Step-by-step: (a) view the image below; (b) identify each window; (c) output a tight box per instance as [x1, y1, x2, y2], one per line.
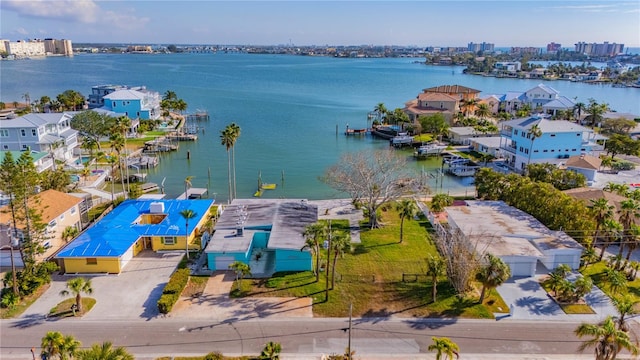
[0, 129, 8, 137]
[543, 150, 548, 152]
[551, 149, 555, 152]
[519, 146, 523, 152]
[527, 133, 531, 139]
[86, 258, 98, 265]
[21, 145, 28, 150]
[43, 242, 51, 249]
[162, 236, 176, 245]
[59, 213, 65, 221]
[572, 149, 577, 152]
[514, 130, 518, 135]
[48, 220, 57, 228]
[31, 129, 37, 136]
[20, 129, 26, 137]
[521, 132, 525, 138]
[533, 150, 539, 153]
[70, 207, 76, 215]
[524, 149, 529, 154]
[577, 133, 581, 136]
[550, 134, 556, 137]
[2, 145, 8, 150]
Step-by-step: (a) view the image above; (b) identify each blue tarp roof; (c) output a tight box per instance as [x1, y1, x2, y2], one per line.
[57, 199, 214, 258]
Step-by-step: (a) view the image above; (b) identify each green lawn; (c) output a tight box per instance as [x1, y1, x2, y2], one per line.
[49, 297, 96, 318]
[540, 281, 595, 314]
[245, 206, 506, 318]
[0, 284, 50, 319]
[581, 261, 640, 312]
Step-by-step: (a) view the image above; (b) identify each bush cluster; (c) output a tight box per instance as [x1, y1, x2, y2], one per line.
[157, 268, 190, 314]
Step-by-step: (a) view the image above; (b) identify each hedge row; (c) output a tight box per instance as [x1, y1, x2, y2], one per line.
[157, 268, 191, 314]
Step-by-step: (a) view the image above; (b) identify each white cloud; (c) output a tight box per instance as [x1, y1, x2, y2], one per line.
[15, 27, 28, 35]
[2, 0, 99, 23]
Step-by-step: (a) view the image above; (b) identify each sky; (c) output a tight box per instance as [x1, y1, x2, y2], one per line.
[1, 0, 639, 47]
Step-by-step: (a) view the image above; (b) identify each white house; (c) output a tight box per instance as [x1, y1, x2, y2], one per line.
[445, 201, 583, 278]
[564, 154, 602, 184]
[0, 113, 79, 161]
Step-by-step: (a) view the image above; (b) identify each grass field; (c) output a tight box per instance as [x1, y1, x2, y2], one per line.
[581, 261, 640, 312]
[244, 206, 507, 318]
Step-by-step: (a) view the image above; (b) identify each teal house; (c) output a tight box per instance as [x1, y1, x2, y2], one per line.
[205, 199, 317, 277]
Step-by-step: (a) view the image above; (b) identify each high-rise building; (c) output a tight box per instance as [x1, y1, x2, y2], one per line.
[44, 39, 73, 56]
[467, 42, 495, 53]
[546, 42, 561, 52]
[574, 42, 624, 56]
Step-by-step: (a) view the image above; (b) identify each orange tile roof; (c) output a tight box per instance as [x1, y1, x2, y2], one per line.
[417, 93, 459, 102]
[422, 84, 481, 94]
[0, 189, 82, 225]
[565, 155, 602, 170]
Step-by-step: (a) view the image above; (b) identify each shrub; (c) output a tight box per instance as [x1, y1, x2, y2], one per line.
[612, 161, 635, 171]
[204, 352, 224, 360]
[157, 268, 191, 314]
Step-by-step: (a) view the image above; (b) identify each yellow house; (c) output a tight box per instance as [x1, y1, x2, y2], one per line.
[0, 189, 82, 262]
[55, 199, 213, 274]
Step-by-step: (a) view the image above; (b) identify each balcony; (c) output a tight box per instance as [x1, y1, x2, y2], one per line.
[500, 144, 517, 154]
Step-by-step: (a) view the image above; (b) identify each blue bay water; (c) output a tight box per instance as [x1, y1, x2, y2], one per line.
[1, 54, 639, 201]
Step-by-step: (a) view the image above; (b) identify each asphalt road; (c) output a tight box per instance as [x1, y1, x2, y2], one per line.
[3, 316, 638, 359]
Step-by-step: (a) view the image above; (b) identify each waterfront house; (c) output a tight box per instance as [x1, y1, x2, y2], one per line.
[204, 198, 317, 277]
[0, 150, 54, 173]
[0, 189, 83, 263]
[469, 137, 503, 158]
[55, 199, 213, 273]
[403, 93, 459, 124]
[446, 200, 583, 278]
[499, 115, 598, 172]
[101, 87, 161, 120]
[0, 113, 79, 161]
[499, 91, 527, 113]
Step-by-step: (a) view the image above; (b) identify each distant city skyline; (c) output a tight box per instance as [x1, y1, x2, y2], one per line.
[1, 0, 639, 47]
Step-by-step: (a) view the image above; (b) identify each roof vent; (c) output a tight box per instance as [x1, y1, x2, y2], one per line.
[149, 202, 165, 214]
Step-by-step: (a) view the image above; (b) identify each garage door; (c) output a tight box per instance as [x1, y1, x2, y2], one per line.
[553, 255, 577, 270]
[214, 256, 235, 270]
[509, 260, 534, 277]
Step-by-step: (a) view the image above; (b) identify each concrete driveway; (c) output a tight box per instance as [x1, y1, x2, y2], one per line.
[171, 271, 313, 320]
[20, 250, 183, 321]
[496, 270, 618, 322]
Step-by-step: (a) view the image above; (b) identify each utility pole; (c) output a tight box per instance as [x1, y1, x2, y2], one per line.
[325, 220, 331, 302]
[347, 302, 353, 360]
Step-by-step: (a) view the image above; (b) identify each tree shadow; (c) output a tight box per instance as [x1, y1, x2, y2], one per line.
[10, 313, 47, 329]
[403, 317, 458, 330]
[353, 308, 392, 324]
[140, 282, 165, 320]
[438, 296, 479, 317]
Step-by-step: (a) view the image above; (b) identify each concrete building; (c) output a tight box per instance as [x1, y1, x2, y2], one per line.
[6, 40, 46, 57]
[575, 42, 624, 56]
[56, 199, 214, 274]
[43, 39, 73, 56]
[445, 201, 584, 277]
[0, 113, 79, 161]
[101, 88, 161, 120]
[205, 199, 317, 277]
[499, 115, 598, 172]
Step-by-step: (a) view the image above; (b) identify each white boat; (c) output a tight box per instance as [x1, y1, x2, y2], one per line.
[414, 144, 446, 157]
[391, 132, 414, 147]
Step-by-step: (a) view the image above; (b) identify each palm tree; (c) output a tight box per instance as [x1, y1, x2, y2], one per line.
[428, 337, 460, 360]
[575, 316, 639, 360]
[302, 222, 327, 282]
[612, 295, 637, 332]
[220, 126, 234, 203]
[260, 341, 282, 360]
[426, 255, 444, 303]
[589, 198, 614, 250]
[604, 267, 628, 294]
[574, 102, 586, 121]
[474, 103, 491, 120]
[76, 341, 134, 360]
[41, 331, 65, 360]
[476, 253, 511, 303]
[600, 219, 623, 261]
[374, 102, 388, 122]
[329, 229, 351, 289]
[618, 199, 640, 262]
[109, 132, 126, 198]
[586, 99, 609, 127]
[228, 123, 241, 200]
[228, 261, 251, 290]
[59, 277, 93, 314]
[395, 199, 418, 243]
[61, 226, 79, 243]
[180, 209, 197, 256]
[184, 175, 193, 199]
[526, 124, 543, 170]
[461, 98, 478, 118]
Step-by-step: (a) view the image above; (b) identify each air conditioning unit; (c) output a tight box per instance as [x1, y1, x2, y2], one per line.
[149, 202, 165, 214]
